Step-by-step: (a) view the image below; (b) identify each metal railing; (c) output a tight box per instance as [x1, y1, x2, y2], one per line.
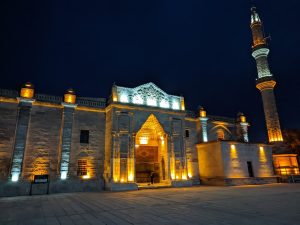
[0, 89, 18, 98]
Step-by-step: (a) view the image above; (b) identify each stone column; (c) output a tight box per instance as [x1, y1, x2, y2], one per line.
[169, 135, 175, 180]
[237, 113, 249, 143]
[127, 133, 136, 182]
[199, 107, 208, 142]
[10, 98, 34, 182]
[59, 103, 76, 179]
[200, 118, 208, 143]
[240, 123, 249, 143]
[111, 133, 120, 182]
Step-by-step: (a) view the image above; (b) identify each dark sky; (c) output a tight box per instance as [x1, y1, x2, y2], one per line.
[1, 0, 300, 142]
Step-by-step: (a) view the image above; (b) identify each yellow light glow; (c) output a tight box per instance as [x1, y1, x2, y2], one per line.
[128, 173, 134, 182]
[176, 176, 179, 179]
[20, 88, 34, 98]
[182, 175, 187, 180]
[160, 136, 165, 145]
[230, 145, 238, 159]
[187, 160, 193, 179]
[64, 93, 76, 104]
[269, 131, 283, 143]
[259, 146, 267, 163]
[240, 115, 246, 123]
[180, 98, 185, 111]
[127, 157, 135, 182]
[170, 153, 176, 180]
[280, 168, 287, 175]
[113, 157, 120, 183]
[273, 154, 300, 175]
[200, 110, 206, 118]
[112, 85, 118, 102]
[120, 178, 124, 183]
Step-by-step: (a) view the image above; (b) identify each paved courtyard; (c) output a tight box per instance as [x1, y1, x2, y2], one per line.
[0, 184, 299, 225]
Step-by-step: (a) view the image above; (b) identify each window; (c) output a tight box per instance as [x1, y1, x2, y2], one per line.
[80, 130, 89, 143]
[185, 129, 190, 138]
[217, 129, 225, 141]
[77, 159, 87, 176]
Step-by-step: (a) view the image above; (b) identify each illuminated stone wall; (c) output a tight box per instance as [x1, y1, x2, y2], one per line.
[0, 101, 18, 180]
[197, 142, 224, 179]
[70, 110, 105, 179]
[197, 141, 275, 185]
[0, 93, 106, 187]
[220, 142, 274, 178]
[23, 106, 62, 180]
[184, 119, 200, 183]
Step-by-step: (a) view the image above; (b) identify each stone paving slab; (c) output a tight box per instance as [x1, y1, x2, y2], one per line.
[0, 184, 299, 225]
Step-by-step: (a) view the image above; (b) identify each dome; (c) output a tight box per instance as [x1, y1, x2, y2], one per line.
[65, 88, 75, 95]
[22, 82, 34, 89]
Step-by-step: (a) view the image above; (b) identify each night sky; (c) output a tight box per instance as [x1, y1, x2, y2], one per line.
[1, 0, 300, 142]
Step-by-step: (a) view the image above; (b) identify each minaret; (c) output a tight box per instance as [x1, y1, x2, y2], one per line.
[250, 7, 283, 143]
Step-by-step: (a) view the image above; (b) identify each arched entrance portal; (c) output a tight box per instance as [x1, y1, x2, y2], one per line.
[135, 115, 168, 184]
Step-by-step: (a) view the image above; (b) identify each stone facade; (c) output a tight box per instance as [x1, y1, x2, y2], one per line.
[0, 82, 276, 196]
[197, 141, 276, 185]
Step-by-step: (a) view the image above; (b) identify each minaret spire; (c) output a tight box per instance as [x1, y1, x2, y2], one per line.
[250, 7, 283, 143]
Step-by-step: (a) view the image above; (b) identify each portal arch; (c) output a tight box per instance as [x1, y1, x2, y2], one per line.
[135, 114, 168, 184]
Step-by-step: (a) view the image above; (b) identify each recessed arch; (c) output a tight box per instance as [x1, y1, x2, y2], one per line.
[135, 114, 168, 184]
[210, 124, 232, 141]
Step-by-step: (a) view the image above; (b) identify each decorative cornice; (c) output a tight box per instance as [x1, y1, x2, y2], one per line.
[252, 47, 269, 58]
[256, 80, 276, 91]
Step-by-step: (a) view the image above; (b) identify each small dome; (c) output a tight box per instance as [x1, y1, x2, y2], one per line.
[237, 112, 244, 117]
[23, 82, 34, 89]
[66, 88, 75, 95]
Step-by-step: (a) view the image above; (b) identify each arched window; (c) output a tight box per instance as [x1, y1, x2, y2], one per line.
[217, 129, 225, 141]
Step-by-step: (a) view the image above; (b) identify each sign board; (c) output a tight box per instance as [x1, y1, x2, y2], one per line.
[33, 175, 49, 183]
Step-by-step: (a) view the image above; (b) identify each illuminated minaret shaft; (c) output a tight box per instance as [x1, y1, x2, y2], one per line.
[250, 7, 283, 143]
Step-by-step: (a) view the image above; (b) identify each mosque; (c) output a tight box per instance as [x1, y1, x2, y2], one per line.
[0, 8, 298, 196]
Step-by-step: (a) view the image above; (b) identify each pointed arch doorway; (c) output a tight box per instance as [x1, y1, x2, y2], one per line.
[135, 114, 168, 184]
